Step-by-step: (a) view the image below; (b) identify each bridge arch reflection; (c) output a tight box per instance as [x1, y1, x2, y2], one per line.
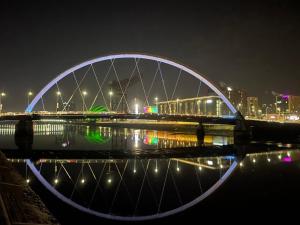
[25, 156, 238, 221]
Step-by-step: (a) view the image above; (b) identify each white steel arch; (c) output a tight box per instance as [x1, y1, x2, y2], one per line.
[25, 53, 237, 114]
[25, 54, 239, 220]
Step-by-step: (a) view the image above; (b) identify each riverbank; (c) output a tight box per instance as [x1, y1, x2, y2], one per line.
[0, 151, 59, 225]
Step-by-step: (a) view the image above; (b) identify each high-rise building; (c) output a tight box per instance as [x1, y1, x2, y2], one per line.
[247, 97, 259, 117]
[289, 95, 300, 114]
[276, 95, 300, 114]
[218, 83, 248, 115]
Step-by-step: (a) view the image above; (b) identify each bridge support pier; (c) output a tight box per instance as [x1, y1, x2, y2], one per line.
[14, 119, 34, 150]
[233, 111, 250, 143]
[196, 123, 205, 145]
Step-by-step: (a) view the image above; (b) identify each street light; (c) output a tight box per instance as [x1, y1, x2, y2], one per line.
[0, 92, 6, 113]
[56, 91, 61, 112]
[262, 104, 271, 120]
[227, 87, 232, 99]
[109, 90, 113, 111]
[206, 99, 213, 104]
[205, 99, 213, 115]
[135, 103, 139, 114]
[154, 97, 158, 111]
[82, 90, 87, 112]
[134, 98, 139, 114]
[27, 91, 33, 108]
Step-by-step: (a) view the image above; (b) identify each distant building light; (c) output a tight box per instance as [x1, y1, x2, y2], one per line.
[288, 115, 299, 121]
[207, 160, 213, 165]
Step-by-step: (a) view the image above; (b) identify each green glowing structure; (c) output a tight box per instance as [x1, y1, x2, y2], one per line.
[89, 105, 108, 113]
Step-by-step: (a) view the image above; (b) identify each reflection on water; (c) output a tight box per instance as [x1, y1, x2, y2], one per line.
[7, 149, 298, 220]
[11, 156, 237, 219]
[0, 122, 298, 221]
[0, 122, 234, 151]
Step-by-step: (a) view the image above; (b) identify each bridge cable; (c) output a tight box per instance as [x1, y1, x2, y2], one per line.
[62, 65, 91, 111]
[72, 72, 88, 112]
[89, 61, 114, 110]
[133, 159, 151, 215]
[139, 159, 159, 206]
[157, 159, 171, 213]
[169, 169, 183, 205]
[135, 58, 150, 107]
[109, 161, 133, 213]
[87, 163, 97, 180]
[60, 163, 73, 181]
[194, 158, 203, 193]
[70, 163, 84, 199]
[115, 59, 140, 112]
[89, 64, 109, 111]
[143, 64, 159, 107]
[193, 81, 202, 114]
[170, 69, 182, 100]
[115, 161, 135, 206]
[157, 62, 172, 114]
[88, 162, 107, 208]
[110, 60, 130, 113]
[55, 82, 66, 111]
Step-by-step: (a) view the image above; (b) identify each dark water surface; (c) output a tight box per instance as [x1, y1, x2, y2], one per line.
[1, 122, 299, 223]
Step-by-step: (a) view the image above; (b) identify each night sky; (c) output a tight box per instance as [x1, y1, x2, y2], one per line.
[0, 0, 299, 111]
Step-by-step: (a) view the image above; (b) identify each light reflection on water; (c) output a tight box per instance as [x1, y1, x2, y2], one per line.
[12, 156, 237, 219]
[1, 122, 299, 220]
[0, 122, 234, 151]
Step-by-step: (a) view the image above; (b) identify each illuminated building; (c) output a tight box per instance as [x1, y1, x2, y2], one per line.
[218, 83, 248, 115]
[247, 97, 259, 117]
[144, 106, 158, 114]
[276, 95, 300, 114]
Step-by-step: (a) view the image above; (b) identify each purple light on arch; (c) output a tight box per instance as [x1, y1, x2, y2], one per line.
[25, 53, 237, 114]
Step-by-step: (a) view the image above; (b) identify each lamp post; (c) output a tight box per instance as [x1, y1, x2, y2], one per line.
[56, 91, 61, 112]
[0, 92, 6, 113]
[227, 87, 232, 100]
[205, 99, 213, 115]
[109, 90, 113, 111]
[263, 104, 271, 120]
[134, 97, 139, 114]
[154, 97, 158, 112]
[82, 90, 87, 112]
[176, 98, 179, 114]
[27, 91, 33, 108]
